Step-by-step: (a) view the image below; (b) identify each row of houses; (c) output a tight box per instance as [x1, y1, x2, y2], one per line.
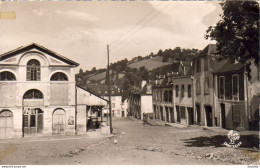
[128, 44, 259, 131]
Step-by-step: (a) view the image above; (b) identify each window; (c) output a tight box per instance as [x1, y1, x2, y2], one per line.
[176, 85, 179, 97]
[204, 57, 208, 71]
[219, 76, 225, 99]
[27, 59, 40, 81]
[112, 103, 115, 108]
[196, 79, 201, 95]
[23, 89, 43, 99]
[164, 91, 168, 102]
[232, 75, 239, 101]
[169, 91, 173, 102]
[50, 72, 68, 81]
[112, 96, 115, 101]
[204, 78, 210, 95]
[196, 59, 201, 72]
[0, 71, 16, 81]
[188, 85, 192, 98]
[181, 85, 185, 97]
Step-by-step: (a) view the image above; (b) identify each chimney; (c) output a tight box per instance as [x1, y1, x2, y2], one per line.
[141, 80, 147, 88]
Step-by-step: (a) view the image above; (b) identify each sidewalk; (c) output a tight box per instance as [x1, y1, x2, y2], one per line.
[0, 129, 113, 144]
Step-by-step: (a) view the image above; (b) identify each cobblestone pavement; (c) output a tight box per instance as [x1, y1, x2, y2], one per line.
[0, 118, 259, 165]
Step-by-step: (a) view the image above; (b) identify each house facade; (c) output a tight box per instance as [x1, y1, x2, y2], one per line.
[86, 85, 125, 118]
[128, 81, 153, 120]
[172, 76, 194, 125]
[213, 61, 259, 130]
[192, 44, 225, 127]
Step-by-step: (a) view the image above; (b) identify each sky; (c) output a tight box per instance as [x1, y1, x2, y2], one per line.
[0, 1, 222, 72]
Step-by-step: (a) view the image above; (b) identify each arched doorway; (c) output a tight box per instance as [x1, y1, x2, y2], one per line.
[23, 89, 44, 136]
[52, 109, 65, 135]
[0, 110, 13, 139]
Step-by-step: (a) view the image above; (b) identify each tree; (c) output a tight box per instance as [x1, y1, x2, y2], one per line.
[79, 68, 83, 75]
[205, 0, 259, 66]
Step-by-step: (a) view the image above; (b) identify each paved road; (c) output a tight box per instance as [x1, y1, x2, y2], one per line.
[0, 118, 258, 165]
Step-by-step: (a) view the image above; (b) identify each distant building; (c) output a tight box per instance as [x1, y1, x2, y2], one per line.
[152, 61, 193, 125]
[128, 81, 153, 120]
[85, 85, 126, 118]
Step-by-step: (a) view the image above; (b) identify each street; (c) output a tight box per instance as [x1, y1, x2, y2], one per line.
[0, 118, 259, 165]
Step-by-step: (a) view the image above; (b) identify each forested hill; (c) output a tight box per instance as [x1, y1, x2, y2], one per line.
[76, 47, 200, 99]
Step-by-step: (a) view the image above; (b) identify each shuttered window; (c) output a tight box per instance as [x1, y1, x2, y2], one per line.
[219, 76, 225, 99]
[232, 75, 239, 101]
[27, 59, 40, 81]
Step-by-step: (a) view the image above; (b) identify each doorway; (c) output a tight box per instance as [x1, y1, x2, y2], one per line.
[196, 104, 201, 125]
[0, 110, 13, 139]
[52, 109, 66, 135]
[23, 108, 44, 135]
[176, 106, 180, 123]
[160, 106, 163, 121]
[188, 107, 194, 125]
[205, 106, 213, 127]
[220, 103, 226, 128]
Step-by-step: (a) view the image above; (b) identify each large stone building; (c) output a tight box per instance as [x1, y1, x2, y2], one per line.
[0, 43, 107, 139]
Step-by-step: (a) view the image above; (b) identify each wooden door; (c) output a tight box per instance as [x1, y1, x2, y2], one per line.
[52, 109, 65, 135]
[220, 104, 226, 128]
[0, 111, 13, 139]
[205, 106, 213, 127]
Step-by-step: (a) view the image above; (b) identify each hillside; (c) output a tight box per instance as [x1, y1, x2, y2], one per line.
[127, 56, 171, 71]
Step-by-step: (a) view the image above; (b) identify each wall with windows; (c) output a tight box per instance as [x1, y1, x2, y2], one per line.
[173, 77, 193, 107]
[193, 56, 215, 126]
[0, 46, 78, 138]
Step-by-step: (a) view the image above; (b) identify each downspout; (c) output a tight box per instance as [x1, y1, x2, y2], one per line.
[244, 66, 250, 129]
[75, 86, 77, 134]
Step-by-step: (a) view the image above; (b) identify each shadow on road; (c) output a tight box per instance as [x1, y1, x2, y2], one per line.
[183, 135, 259, 149]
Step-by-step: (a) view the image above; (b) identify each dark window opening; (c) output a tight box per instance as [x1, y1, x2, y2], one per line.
[181, 85, 185, 97]
[176, 85, 179, 97]
[0, 71, 16, 81]
[188, 85, 192, 98]
[23, 89, 43, 99]
[50, 72, 68, 81]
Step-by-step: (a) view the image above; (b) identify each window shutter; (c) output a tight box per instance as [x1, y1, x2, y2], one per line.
[36, 67, 40, 81]
[27, 67, 31, 81]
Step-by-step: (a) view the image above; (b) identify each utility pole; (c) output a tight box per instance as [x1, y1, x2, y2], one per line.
[107, 44, 113, 134]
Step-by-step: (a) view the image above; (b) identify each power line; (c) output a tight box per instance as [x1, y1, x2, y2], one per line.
[111, 5, 171, 50]
[110, 2, 164, 47]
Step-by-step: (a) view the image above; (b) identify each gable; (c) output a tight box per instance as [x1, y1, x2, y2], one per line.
[0, 43, 79, 67]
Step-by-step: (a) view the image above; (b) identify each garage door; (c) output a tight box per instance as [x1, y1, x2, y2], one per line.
[0, 110, 13, 139]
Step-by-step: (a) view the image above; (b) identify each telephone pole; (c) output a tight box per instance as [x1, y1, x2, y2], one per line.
[107, 44, 113, 134]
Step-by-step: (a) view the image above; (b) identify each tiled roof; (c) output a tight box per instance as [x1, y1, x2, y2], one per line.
[214, 61, 244, 73]
[194, 44, 217, 59]
[86, 85, 122, 96]
[0, 43, 79, 66]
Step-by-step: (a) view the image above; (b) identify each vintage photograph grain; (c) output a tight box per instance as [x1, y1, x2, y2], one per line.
[0, 0, 259, 166]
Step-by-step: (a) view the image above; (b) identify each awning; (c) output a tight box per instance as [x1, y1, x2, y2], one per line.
[76, 86, 108, 106]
